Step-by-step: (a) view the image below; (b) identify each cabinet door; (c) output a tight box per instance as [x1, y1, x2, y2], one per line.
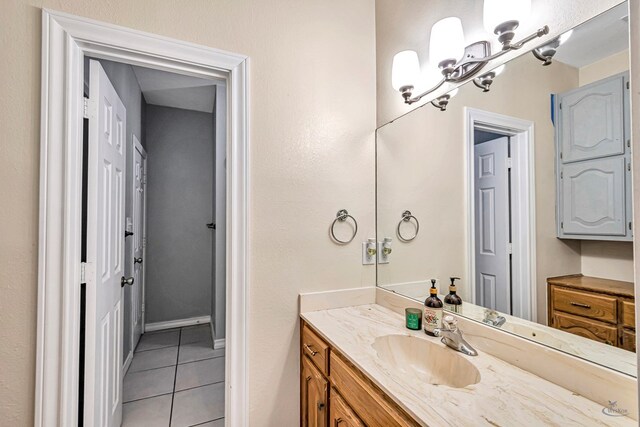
[621, 329, 636, 352]
[330, 390, 365, 427]
[302, 356, 328, 427]
[560, 157, 627, 237]
[558, 75, 625, 163]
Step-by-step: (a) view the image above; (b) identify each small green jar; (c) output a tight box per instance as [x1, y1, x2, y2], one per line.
[405, 308, 422, 330]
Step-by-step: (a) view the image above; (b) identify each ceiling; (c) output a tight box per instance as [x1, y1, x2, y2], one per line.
[132, 66, 224, 113]
[553, 2, 629, 68]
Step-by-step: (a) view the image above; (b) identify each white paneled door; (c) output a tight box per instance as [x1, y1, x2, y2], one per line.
[85, 59, 127, 427]
[474, 137, 511, 314]
[132, 137, 147, 351]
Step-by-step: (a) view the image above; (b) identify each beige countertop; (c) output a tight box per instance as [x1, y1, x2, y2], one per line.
[302, 303, 635, 427]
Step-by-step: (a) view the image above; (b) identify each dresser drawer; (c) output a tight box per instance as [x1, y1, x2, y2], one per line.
[621, 300, 635, 329]
[552, 312, 617, 346]
[553, 287, 617, 324]
[302, 324, 330, 376]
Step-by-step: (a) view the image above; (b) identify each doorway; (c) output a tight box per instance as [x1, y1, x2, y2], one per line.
[36, 10, 248, 427]
[465, 108, 537, 321]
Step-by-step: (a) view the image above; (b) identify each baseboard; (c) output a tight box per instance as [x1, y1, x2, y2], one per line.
[145, 315, 211, 332]
[123, 350, 133, 375]
[214, 338, 226, 350]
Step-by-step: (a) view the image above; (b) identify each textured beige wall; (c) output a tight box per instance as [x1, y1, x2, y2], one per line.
[0, 1, 376, 425]
[579, 49, 630, 86]
[377, 54, 582, 323]
[375, 0, 627, 126]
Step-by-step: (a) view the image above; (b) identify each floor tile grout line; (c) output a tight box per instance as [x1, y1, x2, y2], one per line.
[174, 379, 225, 394]
[128, 362, 178, 374]
[188, 415, 224, 427]
[177, 354, 225, 366]
[169, 329, 182, 426]
[123, 391, 174, 405]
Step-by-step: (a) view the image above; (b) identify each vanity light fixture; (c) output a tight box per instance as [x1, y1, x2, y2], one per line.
[473, 64, 505, 92]
[532, 30, 573, 66]
[431, 88, 458, 111]
[392, 0, 549, 105]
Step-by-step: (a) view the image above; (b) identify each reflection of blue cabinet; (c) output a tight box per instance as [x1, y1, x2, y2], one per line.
[556, 72, 631, 241]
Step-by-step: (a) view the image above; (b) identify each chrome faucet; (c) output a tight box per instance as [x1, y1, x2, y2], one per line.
[482, 309, 506, 327]
[435, 316, 478, 356]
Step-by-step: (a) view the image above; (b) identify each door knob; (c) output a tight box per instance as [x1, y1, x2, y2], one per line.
[206, 222, 215, 230]
[121, 276, 134, 287]
[134, 257, 143, 264]
[125, 230, 134, 237]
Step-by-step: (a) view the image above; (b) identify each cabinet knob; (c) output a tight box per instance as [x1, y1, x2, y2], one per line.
[134, 257, 143, 264]
[317, 402, 325, 411]
[121, 276, 134, 287]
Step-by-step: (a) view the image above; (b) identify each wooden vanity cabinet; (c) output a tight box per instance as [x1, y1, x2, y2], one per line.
[301, 320, 419, 427]
[548, 275, 635, 351]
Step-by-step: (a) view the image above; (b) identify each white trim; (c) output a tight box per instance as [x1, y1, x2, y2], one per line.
[131, 134, 147, 367]
[214, 338, 227, 350]
[36, 9, 249, 427]
[123, 351, 133, 376]
[464, 107, 537, 322]
[145, 315, 211, 332]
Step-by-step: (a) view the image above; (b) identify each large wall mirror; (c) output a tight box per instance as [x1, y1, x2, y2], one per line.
[376, 1, 636, 377]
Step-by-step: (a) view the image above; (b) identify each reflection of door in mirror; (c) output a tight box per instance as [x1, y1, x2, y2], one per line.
[474, 135, 510, 313]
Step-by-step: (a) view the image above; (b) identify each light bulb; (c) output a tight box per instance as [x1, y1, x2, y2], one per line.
[392, 50, 420, 91]
[483, 0, 531, 34]
[429, 17, 465, 67]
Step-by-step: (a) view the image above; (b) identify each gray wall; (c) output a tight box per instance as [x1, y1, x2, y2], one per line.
[85, 57, 145, 361]
[145, 105, 214, 323]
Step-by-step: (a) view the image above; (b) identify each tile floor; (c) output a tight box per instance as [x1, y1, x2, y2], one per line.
[122, 324, 225, 427]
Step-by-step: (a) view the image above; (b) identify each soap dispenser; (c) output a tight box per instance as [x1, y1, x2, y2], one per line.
[444, 277, 463, 313]
[423, 279, 443, 336]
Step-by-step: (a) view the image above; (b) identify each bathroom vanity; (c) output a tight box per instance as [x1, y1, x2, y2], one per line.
[299, 290, 636, 426]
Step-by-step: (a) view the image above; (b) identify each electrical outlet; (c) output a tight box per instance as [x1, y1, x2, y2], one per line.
[362, 238, 376, 265]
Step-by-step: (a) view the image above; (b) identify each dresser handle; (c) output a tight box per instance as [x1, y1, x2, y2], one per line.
[570, 302, 591, 309]
[304, 344, 319, 356]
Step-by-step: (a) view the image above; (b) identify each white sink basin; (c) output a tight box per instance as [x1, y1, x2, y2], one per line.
[372, 334, 481, 388]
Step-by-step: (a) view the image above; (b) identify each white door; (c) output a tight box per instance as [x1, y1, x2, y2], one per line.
[132, 136, 147, 350]
[474, 136, 511, 313]
[85, 59, 128, 427]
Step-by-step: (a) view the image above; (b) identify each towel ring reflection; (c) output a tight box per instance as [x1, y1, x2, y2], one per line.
[330, 209, 358, 244]
[397, 210, 419, 242]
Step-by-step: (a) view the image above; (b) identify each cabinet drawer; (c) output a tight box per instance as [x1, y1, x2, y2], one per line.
[621, 300, 635, 329]
[330, 389, 365, 427]
[552, 311, 617, 346]
[621, 329, 636, 352]
[553, 287, 617, 324]
[330, 352, 418, 427]
[302, 324, 330, 376]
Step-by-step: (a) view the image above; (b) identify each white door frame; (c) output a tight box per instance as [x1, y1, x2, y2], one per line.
[36, 9, 249, 426]
[464, 107, 537, 322]
[130, 134, 147, 363]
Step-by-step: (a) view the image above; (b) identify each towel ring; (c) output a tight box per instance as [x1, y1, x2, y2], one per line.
[330, 209, 358, 244]
[397, 210, 419, 242]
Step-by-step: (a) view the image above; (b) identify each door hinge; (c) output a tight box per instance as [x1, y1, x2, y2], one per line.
[627, 81, 630, 90]
[627, 139, 631, 148]
[142, 304, 145, 313]
[559, 103, 562, 110]
[83, 97, 89, 119]
[81, 262, 86, 283]
[506, 157, 512, 169]
[629, 222, 633, 231]
[142, 238, 147, 248]
[561, 222, 564, 229]
[628, 162, 631, 172]
[559, 152, 563, 160]
[507, 243, 513, 254]
[560, 170, 563, 179]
